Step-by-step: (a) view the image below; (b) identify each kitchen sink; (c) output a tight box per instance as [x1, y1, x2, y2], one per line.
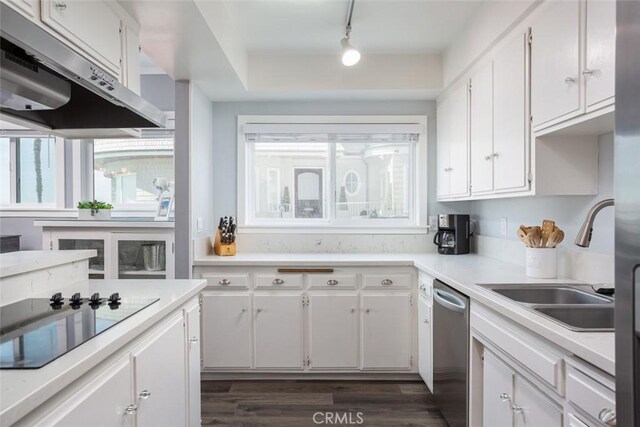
[487, 285, 612, 305]
[533, 306, 614, 332]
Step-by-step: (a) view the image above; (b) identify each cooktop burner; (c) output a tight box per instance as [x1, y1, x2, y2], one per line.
[0, 293, 158, 369]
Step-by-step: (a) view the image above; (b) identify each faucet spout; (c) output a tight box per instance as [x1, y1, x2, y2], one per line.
[574, 198, 614, 247]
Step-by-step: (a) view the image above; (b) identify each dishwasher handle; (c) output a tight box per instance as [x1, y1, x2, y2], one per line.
[433, 288, 467, 313]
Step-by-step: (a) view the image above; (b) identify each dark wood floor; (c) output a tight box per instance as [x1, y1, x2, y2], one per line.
[200, 380, 447, 426]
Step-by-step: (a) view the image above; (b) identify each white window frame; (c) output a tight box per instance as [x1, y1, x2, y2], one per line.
[0, 134, 66, 212]
[237, 115, 428, 233]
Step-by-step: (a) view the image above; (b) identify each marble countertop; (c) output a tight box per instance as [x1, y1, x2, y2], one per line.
[34, 219, 174, 228]
[194, 252, 615, 376]
[0, 250, 96, 278]
[0, 278, 207, 426]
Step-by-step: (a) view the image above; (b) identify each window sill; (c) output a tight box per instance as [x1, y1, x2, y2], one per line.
[0, 208, 76, 218]
[238, 226, 431, 235]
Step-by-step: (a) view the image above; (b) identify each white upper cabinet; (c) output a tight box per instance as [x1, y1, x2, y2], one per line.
[470, 61, 494, 195]
[531, 0, 581, 128]
[585, 0, 616, 110]
[3, 0, 37, 18]
[436, 99, 452, 198]
[41, 0, 123, 76]
[493, 32, 528, 192]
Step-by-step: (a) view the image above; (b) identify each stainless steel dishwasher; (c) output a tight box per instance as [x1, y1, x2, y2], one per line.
[432, 279, 469, 427]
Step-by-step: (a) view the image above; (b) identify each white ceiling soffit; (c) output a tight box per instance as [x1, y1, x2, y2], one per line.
[118, 0, 482, 101]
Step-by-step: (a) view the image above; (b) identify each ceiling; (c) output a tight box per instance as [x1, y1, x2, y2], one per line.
[222, 0, 482, 54]
[120, 0, 484, 101]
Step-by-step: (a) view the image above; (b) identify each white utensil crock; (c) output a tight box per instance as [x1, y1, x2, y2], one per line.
[525, 247, 557, 279]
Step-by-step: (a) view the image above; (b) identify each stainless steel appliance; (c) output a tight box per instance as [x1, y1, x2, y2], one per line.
[433, 214, 472, 255]
[0, 3, 166, 138]
[0, 292, 158, 369]
[433, 279, 469, 427]
[615, 1, 640, 423]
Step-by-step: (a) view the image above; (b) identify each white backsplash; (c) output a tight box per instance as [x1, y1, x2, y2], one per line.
[473, 234, 614, 286]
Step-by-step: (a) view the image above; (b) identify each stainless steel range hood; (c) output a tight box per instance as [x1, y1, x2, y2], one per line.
[0, 3, 166, 138]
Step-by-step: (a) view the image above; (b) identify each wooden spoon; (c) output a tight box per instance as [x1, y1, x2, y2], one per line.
[541, 219, 555, 247]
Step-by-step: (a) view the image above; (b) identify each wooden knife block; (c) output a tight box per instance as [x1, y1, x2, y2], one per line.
[213, 229, 236, 256]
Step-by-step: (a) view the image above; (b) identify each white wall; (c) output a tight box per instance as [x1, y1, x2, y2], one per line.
[471, 133, 614, 254]
[211, 100, 471, 225]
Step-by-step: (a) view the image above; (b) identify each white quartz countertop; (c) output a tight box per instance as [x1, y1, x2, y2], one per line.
[0, 250, 96, 278]
[34, 219, 174, 228]
[194, 252, 615, 376]
[0, 278, 206, 426]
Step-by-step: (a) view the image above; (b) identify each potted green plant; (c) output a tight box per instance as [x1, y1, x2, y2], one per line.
[77, 200, 113, 220]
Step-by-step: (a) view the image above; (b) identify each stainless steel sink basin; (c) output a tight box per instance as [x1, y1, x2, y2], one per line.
[488, 285, 612, 305]
[533, 306, 614, 332]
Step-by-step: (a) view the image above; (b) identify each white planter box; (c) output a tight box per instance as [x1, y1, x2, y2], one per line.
[78, 209, 112, 221]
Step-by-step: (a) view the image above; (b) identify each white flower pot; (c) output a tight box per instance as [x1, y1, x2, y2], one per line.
[78, 209, 111, 221]
[525, 247, 558, 279]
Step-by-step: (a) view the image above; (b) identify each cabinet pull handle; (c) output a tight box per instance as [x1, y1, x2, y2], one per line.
[124, 404, 138, 415]
[492, 152, 499, 158]
[139, 389, 151, 399]
[598, 409, 616, 426]
[365, 308, 370, 313]
[327, 279, 339, 286]
[190, 337, 198, 343]
[256, 308, 263, 313]
[564, 76, 576, 84]
[484, 155, 492, 161]
[499, 393, 510, 402]
[272, 278, 284, 285]
[54, 1, 67, 11]
[219, 279, 231, 286]
[381, 279, 393, 286]
[419, 284, 426, 291]
[423, 319, 430, 324]
[583, 69, 596, 77]
[350, 308, 356, 313]
[241, 307, 247, 312]
[511, 404, 523, 414]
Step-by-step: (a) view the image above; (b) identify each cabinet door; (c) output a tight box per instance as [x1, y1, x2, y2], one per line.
[362, 293, 412, 369]
[254, 294, 304, 369]
[494, 32, 529, 192]
[585, 0, 616, 109]
[531, 0, 581, 127]
[483, 350, 514, 427]
[4, 0, 37, 18]
[308, 294, 359, 369]
[186, 301, 201, 427]
[470, 61, 494, 194]
[52, 231, 111, 279]
[201, 293, 252, 368]
[448, 82, 470, 197]
[436, 99, 451, 197]
[34, 356, 134, 427]
[112, 233, 174, 280]
[417, 297, 433, 390]
[133, 314, 187, 427]
[513, 375, 563, 427]
[41, 0, 122, 75]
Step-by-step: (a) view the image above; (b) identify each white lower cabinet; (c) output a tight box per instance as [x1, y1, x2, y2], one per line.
[308, 294, 359, 369]
[417, 296, 433, 391]
[254, 294, 304, 369]
[132, 313, 187, 427]
[186, 301, 202, 427]
[362, 293, 412, 370]
[514, 375, 563, 426]
[201, 293, 252, 368]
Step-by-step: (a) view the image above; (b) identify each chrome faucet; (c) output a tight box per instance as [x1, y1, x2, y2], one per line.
[574, 198, 614, 247]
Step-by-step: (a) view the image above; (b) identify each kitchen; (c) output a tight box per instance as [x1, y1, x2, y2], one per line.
[0, 0, 636, 426]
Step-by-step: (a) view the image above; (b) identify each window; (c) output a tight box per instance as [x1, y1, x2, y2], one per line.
[93, 134, 174, 210]
[239, 116, 427, 229]
[0, 136, 64, 208]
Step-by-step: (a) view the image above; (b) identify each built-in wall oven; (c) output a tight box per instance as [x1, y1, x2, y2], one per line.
[432, 279, 469, 427]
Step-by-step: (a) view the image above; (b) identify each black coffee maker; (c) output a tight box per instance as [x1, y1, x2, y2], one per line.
[433, 214, 472, 255]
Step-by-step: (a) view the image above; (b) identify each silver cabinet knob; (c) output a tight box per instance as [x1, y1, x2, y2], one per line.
[365, 308, 370, 313]
[241, 307, 247, 312]
[565, 76, 576, 84]
[499, 393, 510, 402]
[419, 284, 426, 291]
[511, 404, 523, 414]
[256, 308, 263, 313]
[327, 279, 339, 286]
[219, 279, 231, 286]
[381, 279, 393, 286]
[492, 153, 499, 158]
[54, 2, 67, 11]
[124, 404, 138, 415]
[484, 155, 492, 161]
[139, 389, 151, 399]
[272, 278, 284, 285]
[583, 69, 597, 77]
[423, 319, 430, 324]
[190, 337, 198, 343]
[599, 409, 616, 426]
[350, 308, 356, 313]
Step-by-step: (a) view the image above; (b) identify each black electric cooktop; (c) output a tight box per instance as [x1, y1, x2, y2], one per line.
[0, 293, 158, 369]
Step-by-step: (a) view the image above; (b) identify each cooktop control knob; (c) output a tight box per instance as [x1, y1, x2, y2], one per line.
[108, 293, 121, 303]
[49, 292, 63, 304]
[70, 293, 82, 304]
[89, 293, 101, 303]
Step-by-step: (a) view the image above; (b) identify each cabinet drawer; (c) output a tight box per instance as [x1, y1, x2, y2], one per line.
[417, 276, 433, 301]
[566, 366, 616, 425]
[255, 274, 303, 289]
[308, 274, 357, 289]
[363, 273, 411, 289]
[472, 308, 563, 392]
[202, 273, 249, 289]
